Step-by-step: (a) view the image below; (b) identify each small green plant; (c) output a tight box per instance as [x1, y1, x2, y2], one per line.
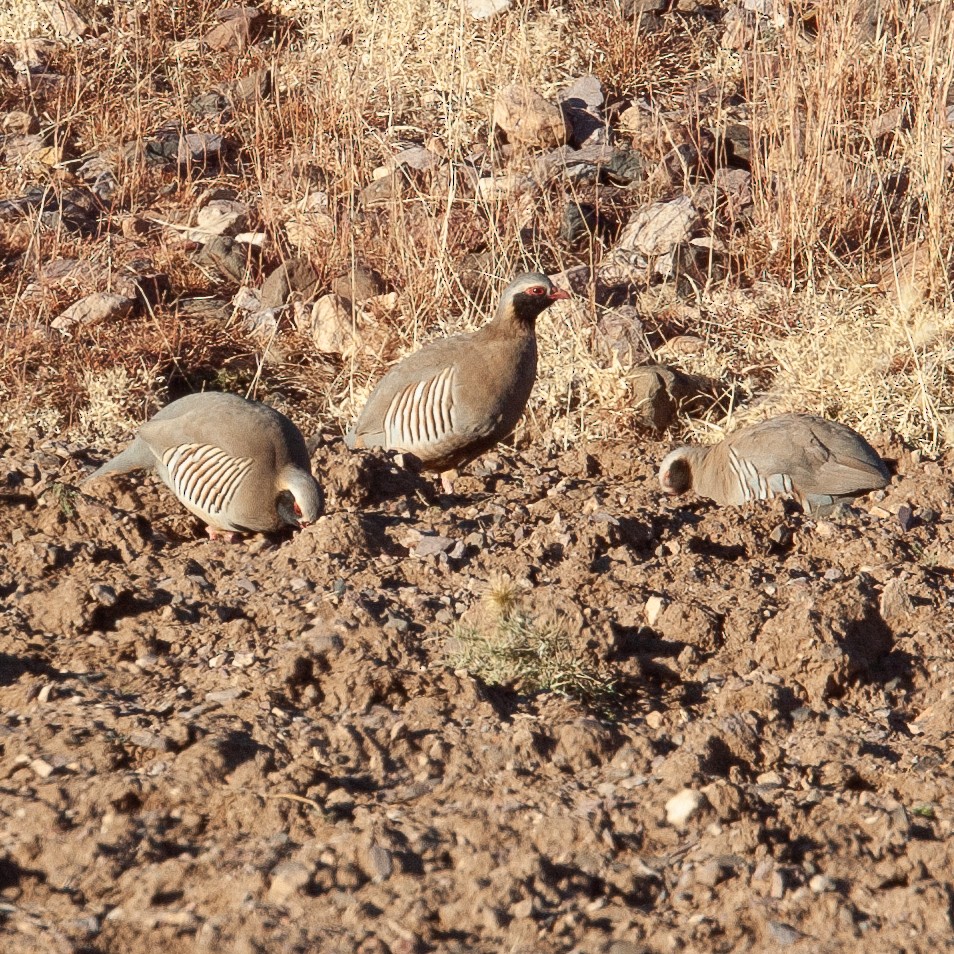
[446, 573, 616, 704]
[912, 804, 936, 819]
[47, 481, 79, 519]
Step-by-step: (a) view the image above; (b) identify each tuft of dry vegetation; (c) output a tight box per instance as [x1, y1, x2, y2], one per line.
[0, 0, 952, 453]
[445, 572, 618, 703]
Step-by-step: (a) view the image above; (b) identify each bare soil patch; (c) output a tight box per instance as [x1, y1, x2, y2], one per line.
[2, 434, 953, 953]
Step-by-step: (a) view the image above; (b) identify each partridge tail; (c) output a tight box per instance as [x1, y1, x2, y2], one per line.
[81, 440, 153, 485]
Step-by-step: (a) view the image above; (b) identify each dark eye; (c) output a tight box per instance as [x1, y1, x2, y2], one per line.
[526, 286, 546, 296]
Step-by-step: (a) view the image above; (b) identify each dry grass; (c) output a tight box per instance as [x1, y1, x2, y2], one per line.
[1, 0, 952, 455]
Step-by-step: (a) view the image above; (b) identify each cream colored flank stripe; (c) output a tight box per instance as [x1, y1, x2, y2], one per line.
[163, 443, 253, 516]
[384, 367, 456, 452]
[726, 448, 793, 503]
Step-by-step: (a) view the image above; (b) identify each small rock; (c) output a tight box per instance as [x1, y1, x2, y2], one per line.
[414, 534, 455, 558]
[464, 0, 511, 18]
[44, 0, 89, 38]
[644, 595, 666, 626]
[302, 295, 363, 357]
[809, 873, 835, 893]
[561, 201, 598, 247]
[75, 155, 120, 203]
[267, 861, 312, 903]
[178, 132, 225, 166]
[879, 578, 913, 622]
[260, 257, 321, 309]
[476, 173, 534, 201]
[897, 504, 915, 532]
[367, 844, 393, 881]
[597, 306, 646, 365]
[128, 731, 172, 752]
[192, 199, 249, 239]
[558, 74, 606, 145]
[195, 235, 249, 282]
[386, 144, 442, 174]
[493, 84, 568, 150]
[695, 857, 735, 887]
[3, 134, 60, 166]
[767, 921, 803, 947]
[115, 263, 171, 307]
[768, 523, 792, 547]
[205, 688, 245, 703]
[331, 265, 385, 303]
[770, 869, 788, 899]
[665, 788, 708, 827]
[616, 196, 698, 257]
[51, 292, 136, 333]
[31, 757, 56, 779]
[512, 897, 535, 919]
[628, 364, 724, 432]
[1, 111, 38, 135]
[203, 7, 262, 52]
[553, 718, 619, 771]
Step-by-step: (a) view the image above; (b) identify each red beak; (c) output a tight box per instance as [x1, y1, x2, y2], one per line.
[549, 287, 571, 301]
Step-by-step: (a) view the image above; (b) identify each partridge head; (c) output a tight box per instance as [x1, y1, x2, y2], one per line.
[659, 413, 890, 515]
[345, 272, 570, 491]
[83, 392, 323, 538]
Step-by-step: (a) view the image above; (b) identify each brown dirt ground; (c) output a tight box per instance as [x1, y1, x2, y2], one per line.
[2, 432, 953, 953]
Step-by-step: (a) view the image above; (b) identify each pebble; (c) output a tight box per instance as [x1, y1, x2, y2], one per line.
[30, 758, 56, 779]
[492, 84, 568, 150]
[205, 688, 244, 703]
[267, 861, 313, 903]
[665, 788, 707, 826]
[414, 534, 455, 558]
[464, 0, 511, 18]
[767, 921, 803, 946]
[368, 845, 393, 881]
[644, 594, 666, 625]
[879, 578, 913, 621]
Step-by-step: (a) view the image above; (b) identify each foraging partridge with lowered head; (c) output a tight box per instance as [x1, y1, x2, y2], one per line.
[345, 272, 570, 490]
[83, 392, 323, 538]
[658, 413, 890, 515]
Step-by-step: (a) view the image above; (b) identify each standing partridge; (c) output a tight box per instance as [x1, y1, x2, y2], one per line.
[345, 272, 570, 490]
[83, 392, 323, 538]
[658, 413, 890, 515]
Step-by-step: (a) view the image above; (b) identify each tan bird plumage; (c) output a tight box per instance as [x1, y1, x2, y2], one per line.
[83, 392, 323, 537]
[345, 272, 570, 490]
[658, 414, 890, 515]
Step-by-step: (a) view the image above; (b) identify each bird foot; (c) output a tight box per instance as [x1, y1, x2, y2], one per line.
[206, 527, 242, 543]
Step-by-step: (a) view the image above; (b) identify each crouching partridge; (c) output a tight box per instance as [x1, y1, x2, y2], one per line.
[83, 392, 323, 538]
[658, 413, 890, 515]
[345, 272, 570, 491]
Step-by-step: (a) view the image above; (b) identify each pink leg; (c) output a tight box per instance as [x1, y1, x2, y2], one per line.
[206, 526, 242, 543]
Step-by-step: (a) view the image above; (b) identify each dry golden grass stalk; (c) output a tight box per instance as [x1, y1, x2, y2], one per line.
[0, 0, 950, 454]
